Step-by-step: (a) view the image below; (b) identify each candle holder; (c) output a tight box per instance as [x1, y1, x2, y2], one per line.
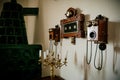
[39, 42, 67, 80]
[43, 51, 67, 80]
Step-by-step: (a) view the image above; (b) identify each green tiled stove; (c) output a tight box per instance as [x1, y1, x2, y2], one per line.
[0, 0, 42, 80]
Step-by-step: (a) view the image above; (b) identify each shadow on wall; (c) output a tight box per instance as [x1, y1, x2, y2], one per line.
[109, 22, 120, 75]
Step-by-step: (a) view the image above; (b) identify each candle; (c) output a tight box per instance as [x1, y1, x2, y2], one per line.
[46, 50, 49, 56]
[39, 50, 41, 57]
[59, 43, 62, 59]
[44, 51, 46, 59]
[55, 44, 57, 58]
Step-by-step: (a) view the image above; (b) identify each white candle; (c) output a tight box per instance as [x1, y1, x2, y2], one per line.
[55, 45, 57, 58]
[39, 50, 41, 57]
[46, 50, 49, 55]
[44, 51, 46, 59]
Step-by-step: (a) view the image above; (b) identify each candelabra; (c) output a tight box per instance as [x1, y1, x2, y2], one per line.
[39, 43, 67, 80]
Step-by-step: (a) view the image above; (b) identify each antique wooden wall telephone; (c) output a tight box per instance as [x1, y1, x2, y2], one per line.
[49, 25, 60, 54]
[60, 7, 85, 44]
[86, 14, 108, 70]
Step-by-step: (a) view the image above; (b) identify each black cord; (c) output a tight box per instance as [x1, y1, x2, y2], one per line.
[94, 43, 103, 70]
[86, 40, 92, 64]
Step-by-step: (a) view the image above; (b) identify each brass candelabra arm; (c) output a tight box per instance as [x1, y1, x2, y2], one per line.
[44, 58, 50, 66]
[63, 58, 67, 66]
[54, 59, 62, 68]
[55, 58, 67, 69]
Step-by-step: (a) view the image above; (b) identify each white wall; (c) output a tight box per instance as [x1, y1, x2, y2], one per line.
[17, 0, 39, 44]
[1, 0, 120, 80]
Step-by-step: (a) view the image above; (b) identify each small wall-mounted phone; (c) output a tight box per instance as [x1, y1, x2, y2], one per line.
[49, 25, 60, 53]
[60, 7, 85, 44]
[49, 25, 60, 42]
[86, 15, 108, 70]
[87, 14, 108, 43]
